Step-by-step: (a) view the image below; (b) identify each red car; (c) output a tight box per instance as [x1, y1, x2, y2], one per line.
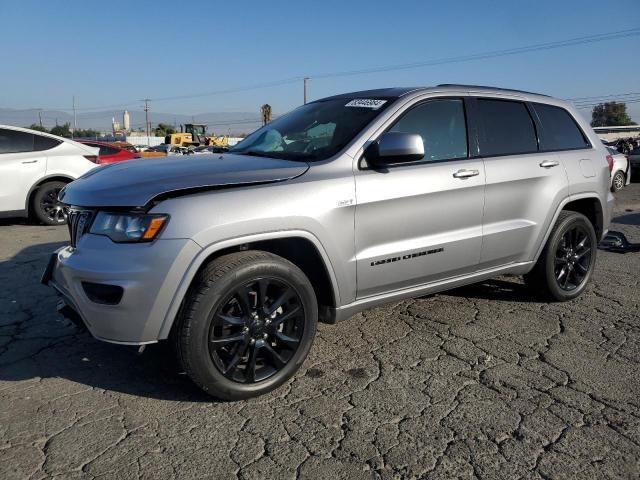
[78, 140, 140, 164]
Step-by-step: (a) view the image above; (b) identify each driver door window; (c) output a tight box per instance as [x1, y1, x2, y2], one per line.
[389, 99, 468, 162]
[354, 97, 484, 298]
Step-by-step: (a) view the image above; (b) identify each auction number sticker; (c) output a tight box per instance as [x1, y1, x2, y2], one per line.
[345, 99, 387, 109]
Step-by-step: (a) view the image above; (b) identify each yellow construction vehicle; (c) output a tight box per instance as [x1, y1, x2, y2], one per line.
[165, 124, 228, 148]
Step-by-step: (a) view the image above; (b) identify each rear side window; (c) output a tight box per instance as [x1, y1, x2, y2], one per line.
[477, 99, 538, 156]
[100, 146, 121, 156]
[389, 98, 468, 162]
[33, 134, 61, 151]
[532, 103, 590, 151]
[0, 128, 35, 154]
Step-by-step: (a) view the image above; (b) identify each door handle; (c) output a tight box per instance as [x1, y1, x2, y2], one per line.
[539, 160, 559, 168]
[453, 169, 479, 179]
[21, 160, 38, 164]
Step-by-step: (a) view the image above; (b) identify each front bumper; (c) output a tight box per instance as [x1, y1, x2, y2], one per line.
[43, 234, 201, 344]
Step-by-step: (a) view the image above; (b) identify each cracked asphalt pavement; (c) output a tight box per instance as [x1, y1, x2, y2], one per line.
[1, 185, 639, 480]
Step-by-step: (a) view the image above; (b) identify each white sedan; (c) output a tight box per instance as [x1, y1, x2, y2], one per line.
[0, 125, 99, 225]
[607, 146, 631, 192]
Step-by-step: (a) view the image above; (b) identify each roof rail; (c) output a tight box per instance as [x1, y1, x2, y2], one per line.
[436, 84, 549, 97]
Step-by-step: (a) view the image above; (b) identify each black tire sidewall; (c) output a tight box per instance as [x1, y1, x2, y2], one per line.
[612, 171, 625, 192]
[184, 258, 317, 400]
[32, 181, 67, 225]
[543, 213, 597, 301]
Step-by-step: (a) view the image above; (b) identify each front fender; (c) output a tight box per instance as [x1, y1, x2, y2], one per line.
[155, 229, 341, 340]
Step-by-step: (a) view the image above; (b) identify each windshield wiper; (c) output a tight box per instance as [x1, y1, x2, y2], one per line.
[233, 150, 283, 159]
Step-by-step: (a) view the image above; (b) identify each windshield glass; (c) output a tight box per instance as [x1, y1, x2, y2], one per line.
[229, 98, 392, 161]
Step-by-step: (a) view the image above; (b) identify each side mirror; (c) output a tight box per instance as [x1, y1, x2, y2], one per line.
[365, 132, 424, 167]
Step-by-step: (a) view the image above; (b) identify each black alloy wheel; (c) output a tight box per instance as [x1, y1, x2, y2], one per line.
[32, 181, 68, 225]
[175, 251, 318, 400]
[554, 224, 592, 291]
[209, 277, 305, 383]
[524, 211, 597, 301]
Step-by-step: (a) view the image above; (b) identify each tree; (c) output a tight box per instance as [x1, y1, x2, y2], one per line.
[154, 123, 176, 137]
[261, 104, 272, 125]
[49, 123, 72, 138]
[591, 102, 637, 127]
[74, 128, 101, 138]
[28, 123, 48, 133]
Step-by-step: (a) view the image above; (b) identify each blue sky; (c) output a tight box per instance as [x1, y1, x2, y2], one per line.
[1, 0, 639, 120]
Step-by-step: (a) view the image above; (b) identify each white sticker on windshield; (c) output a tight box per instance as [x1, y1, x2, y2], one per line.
[345, 99, 387, 109]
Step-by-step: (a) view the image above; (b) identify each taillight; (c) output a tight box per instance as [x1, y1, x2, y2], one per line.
[84, 155, 99, 164]
[606, 155, 614, 172]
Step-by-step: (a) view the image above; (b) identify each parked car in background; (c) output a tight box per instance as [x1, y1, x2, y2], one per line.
[44, 85, 614, 400]
[78, 140, 140, 164]
[112, 141, 140, 153]
[606, 146, 631, 192]
[0, 125, 99, 225]
[629, 146, 640, 177]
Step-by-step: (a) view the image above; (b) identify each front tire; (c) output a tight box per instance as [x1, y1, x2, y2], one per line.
[176, 251, 317, 400]
[32, 181, 67, 225]
[611, 170, 625, 192]
[524, 211, 597, 301]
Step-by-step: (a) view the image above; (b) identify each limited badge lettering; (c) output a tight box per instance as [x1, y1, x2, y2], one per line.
[370, 248, 444, 267]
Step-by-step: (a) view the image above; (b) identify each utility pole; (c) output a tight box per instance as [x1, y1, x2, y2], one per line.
[142, 98, 151, 145]
[38, 110, 43, 129]
[303, 77, 310, 104]
[72, 96, 77, 138]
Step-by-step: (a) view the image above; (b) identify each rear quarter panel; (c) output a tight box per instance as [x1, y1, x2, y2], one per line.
[45, 142, 98, 179]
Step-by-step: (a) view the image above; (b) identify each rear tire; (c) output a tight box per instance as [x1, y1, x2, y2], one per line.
[176, 251, 317, 400]
[32, 181, 67, 225]
[611, 170, 625, 192]
[524, 211, 597, 301]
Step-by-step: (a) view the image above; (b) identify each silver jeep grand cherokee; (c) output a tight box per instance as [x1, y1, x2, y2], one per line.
[43, 85, 614, 400]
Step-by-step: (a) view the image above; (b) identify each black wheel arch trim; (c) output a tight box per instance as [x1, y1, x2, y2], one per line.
[24, 174, 76, 212]
[157, 230, 342, 341]
[532, 193, 604, 265]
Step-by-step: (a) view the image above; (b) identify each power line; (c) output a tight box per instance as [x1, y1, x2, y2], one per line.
[574, 98, 640, 109]
[23, 27, 640, 112]
[568, 92, 640, 101]
[312, 28, 640, 80]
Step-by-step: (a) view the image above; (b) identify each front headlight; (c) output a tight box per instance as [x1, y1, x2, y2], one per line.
[90, 212, 169, 243]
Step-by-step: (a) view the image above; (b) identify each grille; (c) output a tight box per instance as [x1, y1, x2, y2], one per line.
[67, 209, 93, 248]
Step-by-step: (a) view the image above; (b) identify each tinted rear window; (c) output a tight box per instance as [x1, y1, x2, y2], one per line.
[533, 103, 590, 151]
[0, 128, 34, 154]
[100, 146, 121, 156]
[33, 134, 61, 151]
[477, 99, 538, 156]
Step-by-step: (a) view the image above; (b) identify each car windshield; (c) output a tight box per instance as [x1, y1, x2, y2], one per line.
[229, 97, 392, 161]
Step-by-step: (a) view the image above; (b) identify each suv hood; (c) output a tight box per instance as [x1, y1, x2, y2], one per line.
[59, 153, 309, 207]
